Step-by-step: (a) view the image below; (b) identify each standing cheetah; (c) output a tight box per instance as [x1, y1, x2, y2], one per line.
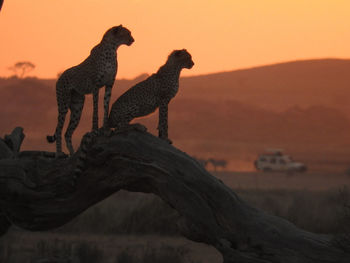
[108, 49, 194, 143]
[47, 25, 134, 156]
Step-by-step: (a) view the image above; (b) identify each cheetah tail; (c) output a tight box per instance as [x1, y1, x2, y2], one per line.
[46, 134, 56, 143]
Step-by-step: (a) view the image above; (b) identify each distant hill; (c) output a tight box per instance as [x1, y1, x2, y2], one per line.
[179, 59, 350, 117]
[0, 59, 349, 171]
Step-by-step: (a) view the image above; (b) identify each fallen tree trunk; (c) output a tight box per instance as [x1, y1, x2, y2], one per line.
[0, 127, 349, 262]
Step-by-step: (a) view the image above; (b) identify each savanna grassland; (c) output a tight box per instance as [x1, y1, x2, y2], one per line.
[1, 171, 349, 263]
[1, 59, 350, 262]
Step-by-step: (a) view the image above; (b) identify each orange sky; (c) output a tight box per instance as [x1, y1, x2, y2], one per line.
[1, 0, 350, 79]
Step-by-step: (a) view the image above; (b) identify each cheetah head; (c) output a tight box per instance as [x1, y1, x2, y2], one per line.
[170, 49, 194, 69]
[103, 25, 134, 47]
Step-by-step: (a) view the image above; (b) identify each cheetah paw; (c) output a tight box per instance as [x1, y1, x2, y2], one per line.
[130, 123, 147, 132]
[160, 137, 173, 144]
[55, 151, 68, 159]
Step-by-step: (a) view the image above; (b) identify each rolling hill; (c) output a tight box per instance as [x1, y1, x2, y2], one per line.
[0, 58, 349, 171]
[179, 58, 350, 117]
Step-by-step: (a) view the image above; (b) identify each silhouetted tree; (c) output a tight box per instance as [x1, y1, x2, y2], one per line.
[8, 61, 35, 78]
[0, 0, 3, 12]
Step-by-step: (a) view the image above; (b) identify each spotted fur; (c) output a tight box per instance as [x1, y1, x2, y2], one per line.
[108, 49, 194, 142]
[47, 25, 134, 156]
[74, 49, 194, 177]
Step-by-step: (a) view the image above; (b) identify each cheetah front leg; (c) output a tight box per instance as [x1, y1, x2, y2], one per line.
[103, 85, 112, 128]
[92, 89, 99, 131]
[55, 110, 68, 156]
[158, 101, 172, 144]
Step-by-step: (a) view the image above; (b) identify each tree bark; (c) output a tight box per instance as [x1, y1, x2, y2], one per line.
[0, 127, 349, 262]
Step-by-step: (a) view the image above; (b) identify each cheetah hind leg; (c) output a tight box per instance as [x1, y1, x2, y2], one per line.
[48, 110, 69, 158]
[65, 91, 85, 156]
[46, 134, 67, 158]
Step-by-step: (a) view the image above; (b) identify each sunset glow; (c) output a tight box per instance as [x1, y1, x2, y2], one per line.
[1, 0, 350, 79]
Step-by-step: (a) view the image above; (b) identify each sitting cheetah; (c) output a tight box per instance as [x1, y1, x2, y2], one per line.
[47, 25, 134, 156]
[108, 49, 194, 143]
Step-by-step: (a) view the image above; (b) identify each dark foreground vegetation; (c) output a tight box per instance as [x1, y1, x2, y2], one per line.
[1, 186, 350, 263]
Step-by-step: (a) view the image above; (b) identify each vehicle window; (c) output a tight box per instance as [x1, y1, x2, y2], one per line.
[260, 157, 267, 162]
[279, 159, 286, 164]
[270, 158, 276, 164]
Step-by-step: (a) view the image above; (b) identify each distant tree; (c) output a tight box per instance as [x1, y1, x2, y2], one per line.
[8, 61, 36, 78]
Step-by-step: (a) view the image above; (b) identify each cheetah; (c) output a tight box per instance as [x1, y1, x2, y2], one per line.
[108, 49, 194, 143]
[73, 49, 193, 178]
[47, 25, 134, 156]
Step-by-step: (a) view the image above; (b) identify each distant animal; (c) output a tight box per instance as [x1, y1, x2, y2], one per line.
[47, 25, 134, 156]
[108, 49, 194, 143]
[208, 158, 227, 171]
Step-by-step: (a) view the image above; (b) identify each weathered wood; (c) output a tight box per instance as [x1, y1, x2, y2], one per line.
[0, 127, 349, 262]
[0, 127, 26, 234]
[4, 127, 25, 156]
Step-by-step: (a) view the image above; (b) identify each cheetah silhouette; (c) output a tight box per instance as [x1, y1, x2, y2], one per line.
[47, 25, 134, 156]
[108, 49, 194, 143]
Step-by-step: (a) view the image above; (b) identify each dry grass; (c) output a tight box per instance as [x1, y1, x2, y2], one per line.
[0, 233, 219, 263]
[54, 191, 180, 236]
[235, 187, 349, 234]
[1, 171, 350, 262]
[214, 171, 350, 191]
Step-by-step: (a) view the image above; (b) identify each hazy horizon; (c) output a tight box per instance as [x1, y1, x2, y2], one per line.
[1, 58, 349, 172]
[1, 57, 350, 80]
[1, 0, 350, 79]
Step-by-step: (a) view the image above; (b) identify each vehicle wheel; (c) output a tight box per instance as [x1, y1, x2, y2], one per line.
[254, 161, 258, 170]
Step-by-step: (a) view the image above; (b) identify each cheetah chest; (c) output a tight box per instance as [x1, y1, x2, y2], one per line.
[161, 78, 179, 101]
[96, 56, 117, 86]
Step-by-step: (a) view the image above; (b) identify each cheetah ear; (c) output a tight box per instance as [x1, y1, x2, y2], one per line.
[113, 25, 122, 34]
[174, 50, 183, 57]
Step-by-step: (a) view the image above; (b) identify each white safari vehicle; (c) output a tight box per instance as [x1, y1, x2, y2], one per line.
[254, 149, 307, 173]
